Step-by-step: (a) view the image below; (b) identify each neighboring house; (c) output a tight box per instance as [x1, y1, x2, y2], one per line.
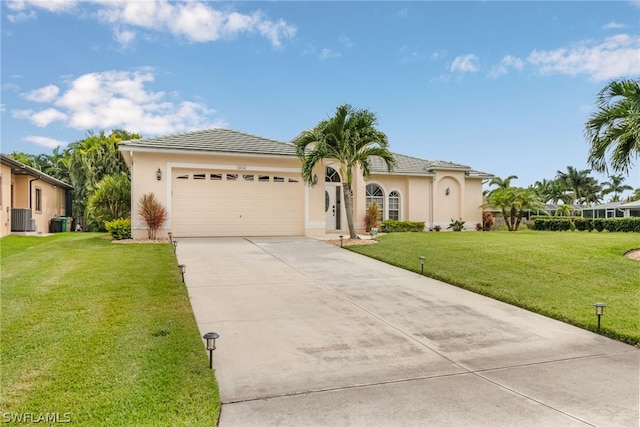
[582, 200, 640, 218]
[0, 154, 73, 238]
[118, 128, 493, 239]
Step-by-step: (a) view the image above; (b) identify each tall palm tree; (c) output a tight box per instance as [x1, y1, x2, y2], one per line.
[531, 178, 570, 204]
[586, 78, 640, 174]
[556, 166, 600, 205]
[294, 104, 396, 239]
[601, 174, 634, 202]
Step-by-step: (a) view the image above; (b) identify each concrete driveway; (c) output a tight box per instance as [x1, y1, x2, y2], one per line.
[176, 236, 639, 427]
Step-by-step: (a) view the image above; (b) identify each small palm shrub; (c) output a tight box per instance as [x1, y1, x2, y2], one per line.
[448, 218, 465, 231]
[137, 193, 168, 240]
[482, 211, 494, 231]
[364, 203, 380, 232]
[105, 218, 132, 240]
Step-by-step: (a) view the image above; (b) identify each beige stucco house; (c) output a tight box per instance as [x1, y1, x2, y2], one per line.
[119, 129, 493, 239]
[0, 154, 73, 238]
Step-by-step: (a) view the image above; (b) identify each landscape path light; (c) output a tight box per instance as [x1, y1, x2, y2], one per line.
[420, 256, 426, 275]
[173, 240, 178, 253]
[179, 264, 186, 282]
[168, 232, 173, 243]
[593, 302, 606, 330]
[339, 235, 344, 248]
[203, 332, 219, 369]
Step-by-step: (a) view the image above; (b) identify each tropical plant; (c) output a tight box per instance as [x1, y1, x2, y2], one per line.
[86, 173, 131, 230]
[105, 218, 132, 240]
[483, 187, 545, 231]
[601, 174, 634, 202]
[555, 166, 601, 205]
[487, 175, 518, 193]
[137, 193, 168, 240]
[447, 218, 465, 231]
[364, 202, 380, 232]
[586, 78, 640, 174]
[531, 178, 570, 204]
[67, 129, 141, 228]
[482, 211, 494, 231]
[554, 204, 573, 217]
[630, 188, 640, 201]
[294, 104, 396, 239]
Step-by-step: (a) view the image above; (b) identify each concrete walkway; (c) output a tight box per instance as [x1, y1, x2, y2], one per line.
[176, 236, 639, 427]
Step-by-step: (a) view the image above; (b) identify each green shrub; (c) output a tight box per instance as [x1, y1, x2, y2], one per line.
[105, 218, 132, 240]
[448, 218, 465, 232]
[381, 220, 425, 232]
[533, 217, 640, 232]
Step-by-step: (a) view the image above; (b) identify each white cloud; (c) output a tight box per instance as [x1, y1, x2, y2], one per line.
[11, 69, 226, 135]
[527, 34, 640, 81]
[7, 0, 296, 48]
[488, 55, 524, 79]
[339, 36, 353, 49]
[450, 54, 480, 73]
[95, 1, 296, 48]
[603, 21, 626, 30]
[21, 84, 60, 102]
[319, 48, 341, 60]
[24, 135, 67, 149]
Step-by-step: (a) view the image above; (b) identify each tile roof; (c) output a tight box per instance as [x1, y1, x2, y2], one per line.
[119, 128, 493, 179]
[370, 152, 493, 178]
[119, 128, 298, 157]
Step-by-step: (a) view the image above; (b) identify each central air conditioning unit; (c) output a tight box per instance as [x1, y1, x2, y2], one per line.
[11, 208, 32, 232]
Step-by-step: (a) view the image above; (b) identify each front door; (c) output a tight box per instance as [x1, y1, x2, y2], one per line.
[325, 184, 341, 231]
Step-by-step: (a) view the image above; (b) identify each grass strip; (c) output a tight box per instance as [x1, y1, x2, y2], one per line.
[1, 233, 220, 426]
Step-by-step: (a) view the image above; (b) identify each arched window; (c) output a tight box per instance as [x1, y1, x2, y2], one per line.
[366, 183, 384, 220]
[388, 191, 400, 220]
[325, 167, 341, 182]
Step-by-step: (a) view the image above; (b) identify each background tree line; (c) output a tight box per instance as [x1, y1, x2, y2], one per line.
[9, 129, 140, 231]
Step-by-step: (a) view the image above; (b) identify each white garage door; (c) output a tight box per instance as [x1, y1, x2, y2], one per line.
[171, 169, 304, 237]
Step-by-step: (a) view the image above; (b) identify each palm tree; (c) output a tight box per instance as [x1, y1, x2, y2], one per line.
[483, 186, 545, 231]
[601, 174, 634, 202]
[487, 175, 518, 195]
[556, 166, 600, 205]
[294, 104, 396, 239]
[586, 79, 640, 174]
[531, 178, 570, 204]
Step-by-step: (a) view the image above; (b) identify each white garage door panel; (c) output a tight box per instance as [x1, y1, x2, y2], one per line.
[172, 171, 303, 237]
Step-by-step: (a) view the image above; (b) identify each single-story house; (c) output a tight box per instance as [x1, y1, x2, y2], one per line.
[118, 128, 493, 239]
[582, 200, 640, 218]
[0, 154, 73, 238]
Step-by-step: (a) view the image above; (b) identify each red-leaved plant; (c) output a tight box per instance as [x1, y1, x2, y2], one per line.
[137, 193, 168, 240]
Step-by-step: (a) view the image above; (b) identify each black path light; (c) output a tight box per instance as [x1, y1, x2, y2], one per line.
[173, 240, 178, 253]
[168, 232, 173, 243]
[339, 235, 344, 248]
[203, 332, 219, 369]
[419, 256, 426, 275]
[593, 302, 606, 330]
[179, 264, 186, 282]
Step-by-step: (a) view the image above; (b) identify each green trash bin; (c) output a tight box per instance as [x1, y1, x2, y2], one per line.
[58, 216, 67, 232]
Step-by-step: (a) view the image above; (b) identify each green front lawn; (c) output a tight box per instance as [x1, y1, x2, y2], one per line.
[349, 230, 640, 346]
[1, 233, 219, 426]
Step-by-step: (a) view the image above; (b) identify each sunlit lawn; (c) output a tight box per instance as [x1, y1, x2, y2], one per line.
[1, 233, 220, 426]
[349, 230, 640, 345]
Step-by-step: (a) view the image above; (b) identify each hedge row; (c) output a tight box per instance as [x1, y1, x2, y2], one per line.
[381, 220, 425, 232]
[532, 217, 640, 232]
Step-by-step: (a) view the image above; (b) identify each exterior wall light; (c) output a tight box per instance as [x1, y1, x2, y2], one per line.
[339, 235, 344, 247]
[419, 256, 426, 274]
[156, 168, 162, 181]
[203, 332, 219, 369]
[179, 264, 186, 282]
[593, 302, 606, 330]
[445, 187, 450, 196]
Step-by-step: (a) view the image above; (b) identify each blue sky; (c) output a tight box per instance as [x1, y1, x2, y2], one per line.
[2, 1, 639, 194]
